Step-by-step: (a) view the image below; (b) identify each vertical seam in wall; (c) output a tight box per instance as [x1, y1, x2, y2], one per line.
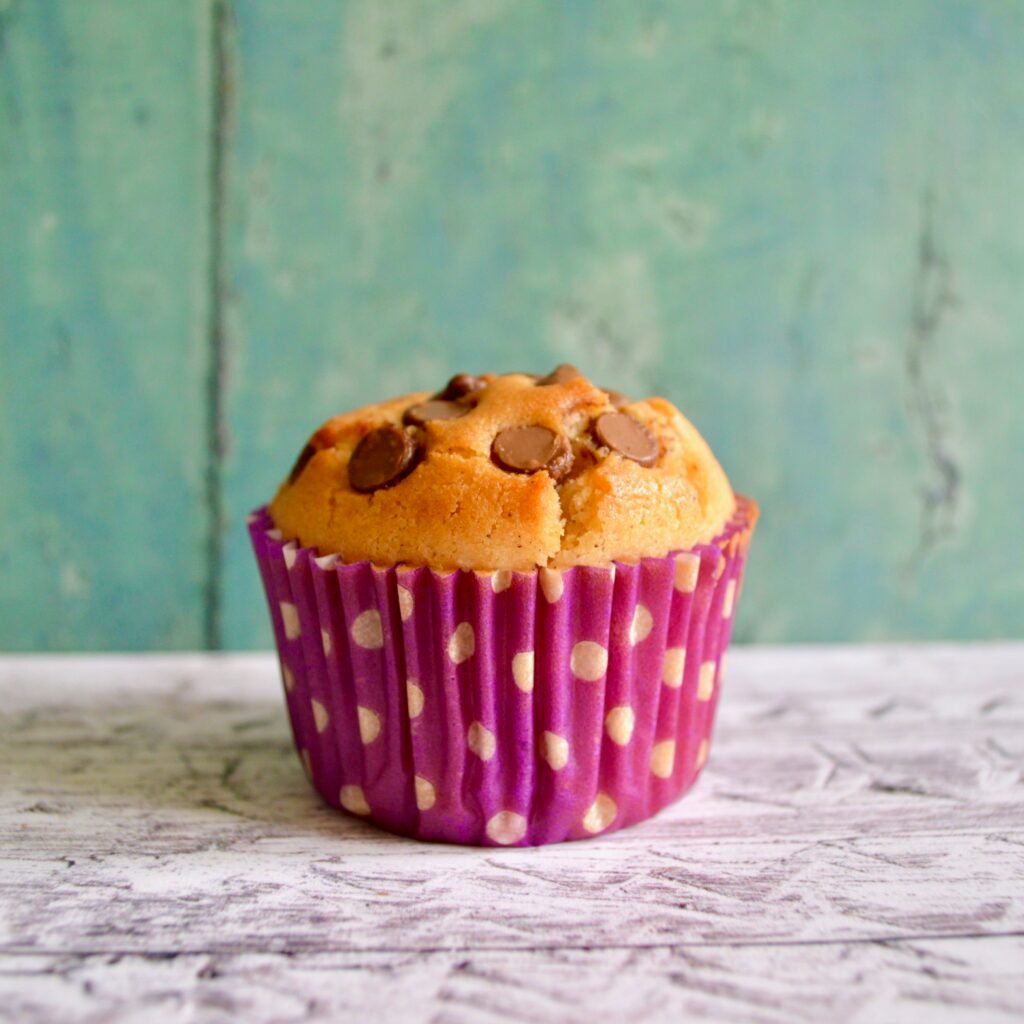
[203, 0, 232, 650]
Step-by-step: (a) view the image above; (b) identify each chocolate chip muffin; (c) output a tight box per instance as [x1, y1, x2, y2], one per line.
[250, 363, 757, 846]
[269, 365, 735, 571]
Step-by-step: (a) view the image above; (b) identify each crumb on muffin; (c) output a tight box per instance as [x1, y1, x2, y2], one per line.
[268, 365, 735, 571]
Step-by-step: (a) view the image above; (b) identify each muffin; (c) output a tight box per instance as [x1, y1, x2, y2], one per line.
[249, 365, 757, 845]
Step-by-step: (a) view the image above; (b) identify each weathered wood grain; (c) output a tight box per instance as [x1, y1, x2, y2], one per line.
[1, 647, 1021, 971]
[4, 3, 1024, 650]
[218, 0, 1024, 648]
[3, 936, 1024, 1024]
[0, 1, 213, 649]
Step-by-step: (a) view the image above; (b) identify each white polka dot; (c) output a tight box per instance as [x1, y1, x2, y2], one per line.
[351, 609, 384, 650]
[490, 570, 512, 593]
[447, 622, 475, 664]
[246, 512, 258, 525]
[629, 604, 653, 645]
[605, 706, 635, 746]
[541, 731, 569, 770]
[650, 740, 676, 778]
[281, 662, 295, 693]
[674, 553, 700, 593]
[314, 553, 338, 570]
[540, 567, 564, 604]
[283, 543, 298, 570]
[300, 748, 313, 780]
[280, 601, 301, 640]
[321, 628, 332, 656]
[467, 721, 496, 761]
[339, 784, 370, 815]
[311, 698, 329, 733]
[357, 706, 381, 744]
[406, 680, 424, 718]
[722, 579, 737, 619]
[696, 738, 709, 769]
[582, 793, 617, 834]
[486, 810, 527, 845]
[698, 661, 716, 701]
[266, 528, 283, 541]
[571, 641, 608, 682]
[512, 651, 535, 693]
[414, 775, 436, 811]
[662, 648, 685, 688]
[397, 586, 414, 622]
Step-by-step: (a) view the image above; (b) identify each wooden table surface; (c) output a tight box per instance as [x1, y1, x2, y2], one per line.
[2, 646, 1021, 1023]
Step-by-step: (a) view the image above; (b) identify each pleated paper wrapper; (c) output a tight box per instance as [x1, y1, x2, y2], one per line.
[248, 496, 757, 846]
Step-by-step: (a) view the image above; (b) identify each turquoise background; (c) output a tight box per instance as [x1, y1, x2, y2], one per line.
[2, 1, 1022, 651]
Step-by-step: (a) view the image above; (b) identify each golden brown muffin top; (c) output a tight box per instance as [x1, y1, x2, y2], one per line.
[269, 365, 735, 571]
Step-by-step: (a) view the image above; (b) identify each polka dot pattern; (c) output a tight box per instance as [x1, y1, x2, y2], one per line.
[467, 721, 496, 761]
[662, 648, 685, 688]
[280, 601, 301, 640]
[582, 794, 617, 834]
[357, 706, 381, 744]
[696, 738, 710, 770]
[447, 622, 475, 664]
[571, 640, 608, 682]
[650, 740, 676, 778]
[311, 699, 329, 734]
[541, 731, 569, 770]
[339, 784, 370, 816]
[722, 579, 737, 619]
[486, 811, 527, 845]
[698, 661, 716, 701]
[539, 567, 564, 604]
[414, 775, 436, 811]
[629, 604, 653, 645]
[281, 662, 295, 693]
[605, 706, 636, 746]
[406, 680, 424, 718]
[674, 553, 700, 593]
[247, 492, 757, 847]
[512, 651, 534, 693]
[351, 609, 384, 650]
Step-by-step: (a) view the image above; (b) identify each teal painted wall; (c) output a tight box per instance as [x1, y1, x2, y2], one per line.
[2, 1, 1022, 650]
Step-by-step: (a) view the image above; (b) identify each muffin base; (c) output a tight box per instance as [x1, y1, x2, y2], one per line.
[248, 496, 757, 846]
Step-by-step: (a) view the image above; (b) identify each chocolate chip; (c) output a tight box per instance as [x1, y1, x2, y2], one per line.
[435, 373, 486, 402]
[348, 426, 420, 493]
[603, 388, 630, 408]
[536, 363, 582, 386]
[492, 425, 573, 481]
[403, 399, 470, 428]
[288, 443, 317, 484]
[593, 412, 660, 466]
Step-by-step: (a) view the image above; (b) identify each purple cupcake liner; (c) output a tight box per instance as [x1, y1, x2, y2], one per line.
[248, 497, 758, 846]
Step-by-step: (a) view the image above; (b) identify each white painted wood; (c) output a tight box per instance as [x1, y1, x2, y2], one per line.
[3, 938, 1024, 1024]
[1, 647, 1022, 1022]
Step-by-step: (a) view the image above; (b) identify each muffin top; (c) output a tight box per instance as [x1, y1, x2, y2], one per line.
[269, 365, 734, 571]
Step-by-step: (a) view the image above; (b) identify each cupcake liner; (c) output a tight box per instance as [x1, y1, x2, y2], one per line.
[248, 496, 757, 846]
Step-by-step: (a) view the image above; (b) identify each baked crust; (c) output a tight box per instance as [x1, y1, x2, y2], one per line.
[268, 370, 735, 570]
